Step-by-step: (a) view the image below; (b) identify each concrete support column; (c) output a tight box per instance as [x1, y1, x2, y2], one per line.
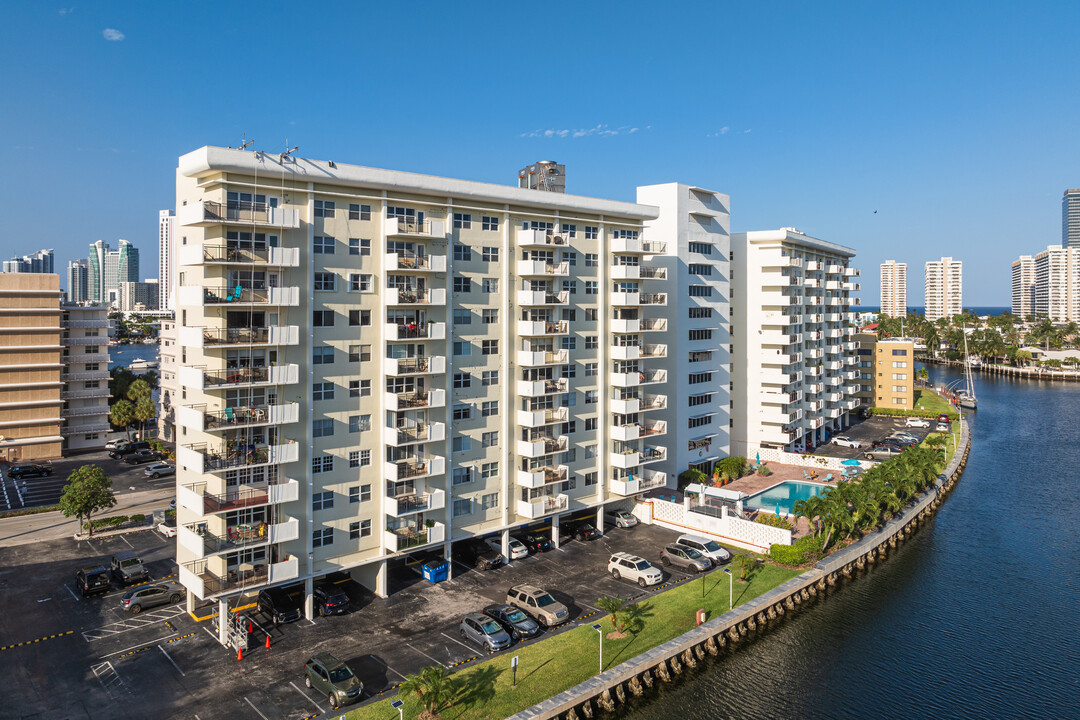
[185, 591, 196, 614]
[443, 541, 453, 580]
[375, 558, 389, 597]
[501, 528, 510, 560]
[551, 514, 560, 549]
[217, 598, 229, 646]
[596, 506, 604, 535]
[304, 576, 314, 621]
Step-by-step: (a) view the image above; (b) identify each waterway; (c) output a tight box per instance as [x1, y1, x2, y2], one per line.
[621, 365, 1080, 719]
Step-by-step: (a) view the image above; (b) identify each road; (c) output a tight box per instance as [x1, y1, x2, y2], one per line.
[0, 487, 174, 547]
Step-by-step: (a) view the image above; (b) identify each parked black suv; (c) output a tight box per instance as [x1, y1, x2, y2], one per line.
[453, 539, 504, 571]
[258, 584, 303, 624]
[75, 566, 111, 597]
[513, 531, 551, 553]
[109, 441, 150, 460]
[8, 463, 52, 479]
[123, 449, 163, 465]
[313, 581, 350, 616]
[562, 520, 602, 542]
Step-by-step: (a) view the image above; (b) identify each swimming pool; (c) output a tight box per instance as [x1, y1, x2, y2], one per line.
[746, 481, 828, 516]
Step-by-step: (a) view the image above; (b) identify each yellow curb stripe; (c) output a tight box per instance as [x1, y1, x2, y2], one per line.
[0, 629, 75, 651]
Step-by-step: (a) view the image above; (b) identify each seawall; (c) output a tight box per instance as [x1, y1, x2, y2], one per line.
[509, 419, 972, 720]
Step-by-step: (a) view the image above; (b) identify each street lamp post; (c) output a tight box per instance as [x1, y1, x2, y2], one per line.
[723, 568, 733, 612]
[391, 699, 404, 720]
[591, 623, 603, 674]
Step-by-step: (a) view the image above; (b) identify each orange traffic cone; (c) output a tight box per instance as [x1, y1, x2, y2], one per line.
[237, 646, 243, 661]
[265, 634, 271, 650]
[248, 621, 253, 634]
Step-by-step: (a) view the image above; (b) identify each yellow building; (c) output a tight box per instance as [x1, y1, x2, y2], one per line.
[874, 338, 915, 409]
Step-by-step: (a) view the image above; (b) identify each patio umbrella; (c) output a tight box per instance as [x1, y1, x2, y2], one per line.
[775, 503, 781, 517]
[841, 458, 861, 466]
[755, 452, 761, 464]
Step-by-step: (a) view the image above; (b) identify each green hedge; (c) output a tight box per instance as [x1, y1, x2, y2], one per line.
[755, 514, 793, 531]
[0, 504, 60, 519]
[870, 407, 958, 420]
[769, 534, 825, 566]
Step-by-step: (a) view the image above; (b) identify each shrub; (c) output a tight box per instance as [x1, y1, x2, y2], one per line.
[83, 514, 131, 530]
[769, 534, 826, 566]
[130, 513, 146, 523]
[756, 464, 772, 476]
[871, 407, 958, 420]
[0, 504, 60, 519]
[756, 514, 793, 531]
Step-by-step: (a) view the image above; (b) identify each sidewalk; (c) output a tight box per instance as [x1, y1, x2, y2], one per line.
[0, 487, 174, 547]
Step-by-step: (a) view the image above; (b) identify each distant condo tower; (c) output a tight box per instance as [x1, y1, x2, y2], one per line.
[1011, 255, 1035, 318]
[1033, 245, 1080, 321]
[879, 260, 907, 317]
[1064, 189, 1080, 248]
[924, 257, 962, 322]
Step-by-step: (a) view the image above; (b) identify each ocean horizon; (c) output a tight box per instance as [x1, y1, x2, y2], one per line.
[861, 306, 1012, 317]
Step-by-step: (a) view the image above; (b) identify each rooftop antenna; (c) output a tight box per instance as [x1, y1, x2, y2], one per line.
[280, 141, 298, 162]
[239, 132, 253, 151]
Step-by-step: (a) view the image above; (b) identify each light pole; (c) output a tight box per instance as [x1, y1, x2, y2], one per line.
[591, 622, 603, 674]
[391, 699, 404, 720]
[723, 568, 733, 612]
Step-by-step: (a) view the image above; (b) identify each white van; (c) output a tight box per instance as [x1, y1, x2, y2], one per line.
[676, 534, 732, 564]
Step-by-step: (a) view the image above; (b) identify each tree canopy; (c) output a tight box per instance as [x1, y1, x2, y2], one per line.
[58, 465, 116, 537]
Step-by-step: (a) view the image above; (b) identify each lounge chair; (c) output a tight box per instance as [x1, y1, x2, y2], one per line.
[824, 473, 833, 482]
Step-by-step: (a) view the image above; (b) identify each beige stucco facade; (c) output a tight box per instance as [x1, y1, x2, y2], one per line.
[873, 338, 915, 410]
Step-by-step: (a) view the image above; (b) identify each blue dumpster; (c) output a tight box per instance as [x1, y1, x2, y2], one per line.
[422, 559, 448, 583]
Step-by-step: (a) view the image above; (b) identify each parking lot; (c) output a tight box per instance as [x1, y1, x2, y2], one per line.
[812, 415, 933, 459]
[0, 517, 730, 720]
[0, 447, 174, 512]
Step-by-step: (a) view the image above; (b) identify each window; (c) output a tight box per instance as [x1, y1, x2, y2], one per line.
[482, 216, 499, 231]
[688, 414, 713, 428]
[892, 385, 907, 392]
[688, 285, 713, 297]
[585, 362, 598, 377]
[349, 344, 371, 362]
[313, 419, 334, 437]
[313, 347, 334, 365]
[688, 329, 713, 341]
[314, 200, 335, 218]
[689, 393, 714, 406]
[689, 242, 713, 255]
[453, 372, 472, 389]
[313, 491, 334, 511]
[562, 280, 577, 294]
[560, 337, 576, 350]
[452, 467, 474, 485]
[584, 226, 598, 240]
[312, 455, 333, 473]
[349, 237, 371, 256]
[452, 403, 473, 421]
[481, 462, 499, 479]
[481, 370, 499, 386]
[453, 243, 472, 261]
[688, 264, 713, 276]
[482, 340, 498, 355]
[482, 246, 499, 262]
[562, 309, 576, 322]
[523, 220, 553, 231]
[585, 417, 597, 431]
[584, 471, 598, 487]
[314, 272, 336, 291]
[349, 309, 371, 326]
[585, 390, 598, 404]
[453, 213, 472, 229]
[453, 436, 471, 453]
[453, 341, 471, 356]
[482, 431, 498, 447]
[585, 336, 599, 350]
[892, 361, 908, 368]
[585, 308, 597, 322]
[313, 310, 334, 327]
[358, 449, 372, 466]
[612, 229, 639, 239]
[481, 493, 499, 511]
[482, 309, 498, 324]
[349, 273, 373, 292]
[585, 445, 597, 459]
[481, 401, 498, 416]
[453, 309, 472, 325]
[892, 373, 908, 380]
[585, 253, 598, 267]
[349, 520, 371, 539]
[348, 380, 360, 397]
[453, 498, 473, 517]
[313, 236, 335, 254]
[893, 397, 906, 405]
[482, 278, 499, 293]
[689, 307, 713, 319]
[313, 382, 335, 401]
[348, 238, 360, 255]
[689, 350, 713, 362]
[562, 251, 576, 266]
[348, 203, 371, 220]
[585, 281, 598, 295]
[689, 372, 714, 384]
[892, 349, 909, 356]
[313, 528, 334, 548]
[453, 276, 472, 293]
[349, 451, 360, 468]
[349, 415, 371, 433]
[561, 364, 576, 379]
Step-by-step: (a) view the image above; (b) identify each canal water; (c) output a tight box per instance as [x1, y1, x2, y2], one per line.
[620, 365, 1080, 719]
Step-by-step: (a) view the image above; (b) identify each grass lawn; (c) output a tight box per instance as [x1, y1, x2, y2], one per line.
[913, 388, 953, 416]
[919, 420, 961, 470]
[343, 563, 801, 720]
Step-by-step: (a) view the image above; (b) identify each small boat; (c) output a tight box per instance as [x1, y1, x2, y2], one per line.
[960, 332, 978, 410]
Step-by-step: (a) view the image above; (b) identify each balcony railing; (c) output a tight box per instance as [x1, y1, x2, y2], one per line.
[639, 266, 667, 279]
[386, 389, 445, 410]
[185, 244, 301, 266]
[180, 519, 299, 557]
[196, 364, 300, 388]
[180, 441, 298, 473]
[178, 478, 300, 516]
[188, 326, 299, 346]
[180, 555, 299, 598]
[195, 286, 300, 306]
[177, 200, 300, 229]
[384, 521, 446, 552]
[641, 318, 667, 332]
[516, 493, 569, 519]
[640, 293, 667, 305]
[391, 288, 446, 305]
[385, 422, 445, 446]
[385, 252, 447, 272]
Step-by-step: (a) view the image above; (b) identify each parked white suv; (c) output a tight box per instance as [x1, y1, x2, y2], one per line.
[608, 553, 663, 587]
[905, 417, 930, 428]
[676, 534, 732, 564]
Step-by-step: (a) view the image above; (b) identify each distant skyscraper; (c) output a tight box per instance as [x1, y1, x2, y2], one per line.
[1033, 245, 1080, 322]
[2, 248, 54, 274]
[102, 239, 139, 306]
[159, 209, 175, 311]
[1011, 255, 1035, 318]
[66, 259, 89, 303]
[879, 260, 907, 317]
[119, 280, 159, 312]
[88, 240, 109, 303]
[1063, 189, 1080, 248]
[924, 257, 963, 322]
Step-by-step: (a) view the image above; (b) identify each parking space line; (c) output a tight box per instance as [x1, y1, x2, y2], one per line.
[384, 664, 407, 682]
[64, 584, 81, 602]
[406, 643, 444, 667]
[83, 605, 188, 641]
[120, 535, 133, 548]
[243, 697, 270, 720]
[289, 681, 325, 714]
[440, 631, 478, 654]
[99, 633, 177, 659]
[157, 645, 185, 676]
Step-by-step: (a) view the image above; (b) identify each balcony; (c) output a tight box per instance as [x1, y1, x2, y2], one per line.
[517, 464, 569, 488]
[177, 285, 301, 307]
[640, 343, 667, 358]
[176, 402, 300, 433]
[640, 293, 667, 306]
[384, 521, 446, 552]
[517, 290, 569, 306]
[641, 318, 668, 332]
[517, 349, 569, 366]
[383, 421, 446, 446]
[517, 260, 570, 277]
[761, 370, 802, 386]
[640, 266, 667, 280]
[384, 322, 447, 342]
[517, 436, 568, 458]
[842, 398, 858, 411]
[178, 325, 300, 348]
[60, 318, 107, 329]
[844, 267, 860, 277]
[383, 356, 446, 376]
[385, 218, 446, 238]
[641, 393, 667, 411]
[610, 446, 667, 469]
[517, 378, 568, 397]
[611, 419, 666, 442]
[177, 200, 300, 229]
[610, 368, 667, 388]
[383, 489, 446, 518]
[62, 405, 108, 418]
[180, 554, 299, 599]
[610, 396, 640, 414]
[384, 253, 447, 272]
[385, 389, 446, 411]
[61, 386, 111, 400]
[611, 344, 640, 361]
[178, 518, 300, 559]
[61, 370, 111, 382]
[611, 237, 666, 254]
[63, 353, 110, 364]
[61, 422, 111, 435]
[517, 228, 570, 248]
[387, 288, 447, 306]
[178, 478, 300, 516]
[178, 441, 299, 474]
[61, 336, 106, 346]
[611, 264, 641, 280]
[609, 469, 668, 496]
[516, 494, 569, 519]
[517, 320, 569, 336]
[177, 243, 301, 267]
[517, 406, 569, 427]
[610, 291, 640, 306]
[610, 318, 640, 333]
[385, 456, 446, 482]
[179, 363, 300, 390]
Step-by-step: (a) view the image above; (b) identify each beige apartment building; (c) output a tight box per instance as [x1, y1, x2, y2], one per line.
[924, 257, 963, 322]
[172, 146, 678, 635]
[879, 260, 907, 318]
[873, 338, 915, 410]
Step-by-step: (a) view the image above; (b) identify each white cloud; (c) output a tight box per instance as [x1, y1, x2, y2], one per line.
[743, 129, 752, 134]
[58, 8, 74, 16]
[520, 124, 644, 139]
[102, 28, 124, 41]
[707, 126, 732, 138]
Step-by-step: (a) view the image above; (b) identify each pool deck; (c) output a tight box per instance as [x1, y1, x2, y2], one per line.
[722, 462, 843, 538]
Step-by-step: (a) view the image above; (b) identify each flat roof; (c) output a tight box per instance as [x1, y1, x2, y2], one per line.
[733, 228, 856, 257]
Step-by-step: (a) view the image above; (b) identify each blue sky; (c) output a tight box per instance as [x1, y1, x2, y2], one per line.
[3, 1, 1079, 305]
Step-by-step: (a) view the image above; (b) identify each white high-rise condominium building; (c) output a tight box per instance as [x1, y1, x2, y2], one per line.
[1063, 189, 1080, 249]
[1011, 255, 1035, 318]
[1033, 245, 1080, 321]
[924, 257, 962, 322]
[637, 183, 730, 475]
[160, 210, 176, 311]
[731, 228, 860, 456]
[119, 280, 160, 312]
[66, 259, 89, 304]
[879, 260, 906, 317]
[172, 146, 677, 636]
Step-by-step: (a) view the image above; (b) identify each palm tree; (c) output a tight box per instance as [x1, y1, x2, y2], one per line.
[793, 495, 827, 537]
[597, 594, 629, 633]
[399, 665, 456, 720]
[109, 399, 136, 440]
